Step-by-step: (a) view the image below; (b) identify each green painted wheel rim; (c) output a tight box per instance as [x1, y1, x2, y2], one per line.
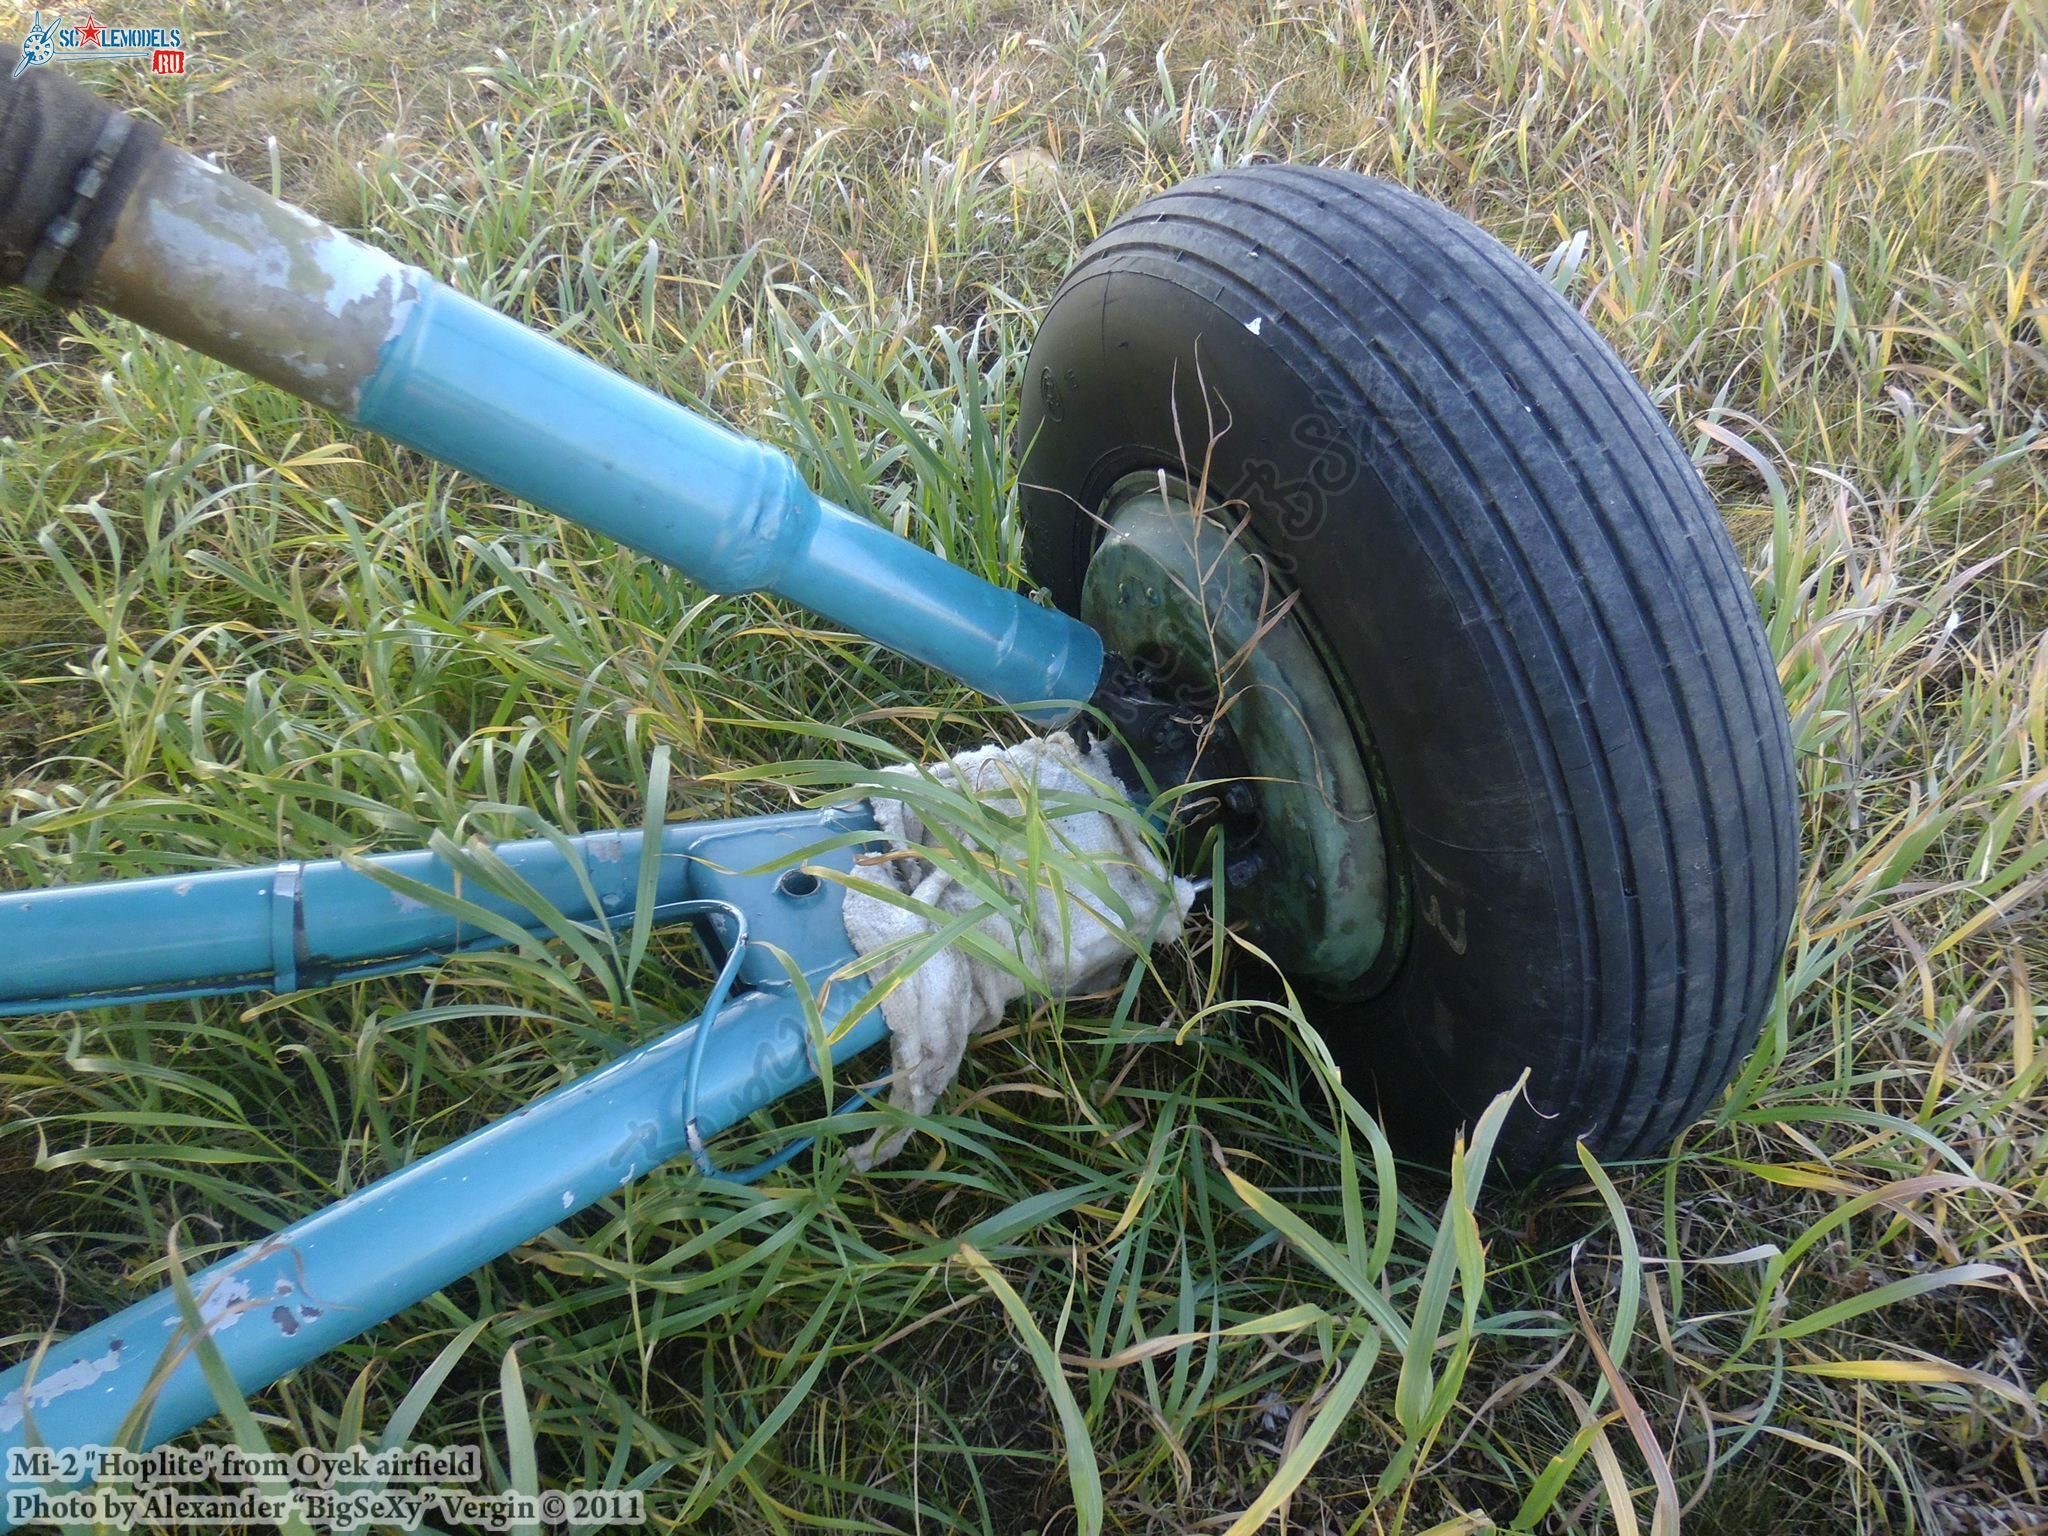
[1080, 475, 1390, 985]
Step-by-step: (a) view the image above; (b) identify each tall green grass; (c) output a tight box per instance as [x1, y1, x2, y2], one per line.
[2, 0, 2043, 1529]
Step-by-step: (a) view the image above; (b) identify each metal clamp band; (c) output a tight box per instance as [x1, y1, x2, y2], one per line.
[269, 863, 304, 994]
[21, 112, 131, 297]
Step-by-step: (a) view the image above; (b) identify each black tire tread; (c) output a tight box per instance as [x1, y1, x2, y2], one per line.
[1025, 168, 1797, 1165]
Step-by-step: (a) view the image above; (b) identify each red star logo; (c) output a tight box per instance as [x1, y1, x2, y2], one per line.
[77, 15, 102, 47]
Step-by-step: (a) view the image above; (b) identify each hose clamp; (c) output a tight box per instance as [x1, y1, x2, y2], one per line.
[269, 862, 305, 995]
[22, 111, 131, 297]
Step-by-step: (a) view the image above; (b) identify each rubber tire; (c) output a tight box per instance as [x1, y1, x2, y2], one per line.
[1018, 167, 1798, 1173]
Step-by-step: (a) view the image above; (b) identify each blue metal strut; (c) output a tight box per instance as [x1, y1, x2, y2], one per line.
[0, 808, 889, 1528]
[83, 147, 1105, 720]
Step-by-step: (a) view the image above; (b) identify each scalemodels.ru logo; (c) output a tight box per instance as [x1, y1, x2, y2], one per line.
[10, 9, 185, 79]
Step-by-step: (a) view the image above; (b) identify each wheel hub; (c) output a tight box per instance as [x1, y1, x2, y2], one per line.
[1080, 476, 1389, 986]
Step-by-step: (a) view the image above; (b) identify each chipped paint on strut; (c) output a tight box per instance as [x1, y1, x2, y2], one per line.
[81, 140, 1104, 715]
[160, 1275, 253, 1338]
[90, 146, 421, 413]
[0, 1345, 125, 1434]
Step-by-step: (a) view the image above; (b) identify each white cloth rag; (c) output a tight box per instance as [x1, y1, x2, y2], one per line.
[841, 732, 1196, 1166]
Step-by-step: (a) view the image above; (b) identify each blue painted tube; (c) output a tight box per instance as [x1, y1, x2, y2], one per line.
[0, 810, 885, 1527]
[354, 283, 1102, 718]
[0, 822, 738, 1016]
[0, 991, 885, 1524]
[89, 144, 1101, 715]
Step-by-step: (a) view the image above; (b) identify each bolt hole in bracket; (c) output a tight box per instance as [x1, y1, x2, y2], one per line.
[776, 867, 825, 901]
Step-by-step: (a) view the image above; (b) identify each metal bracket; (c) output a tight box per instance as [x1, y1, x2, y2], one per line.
[0, 806, 893, 1507]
